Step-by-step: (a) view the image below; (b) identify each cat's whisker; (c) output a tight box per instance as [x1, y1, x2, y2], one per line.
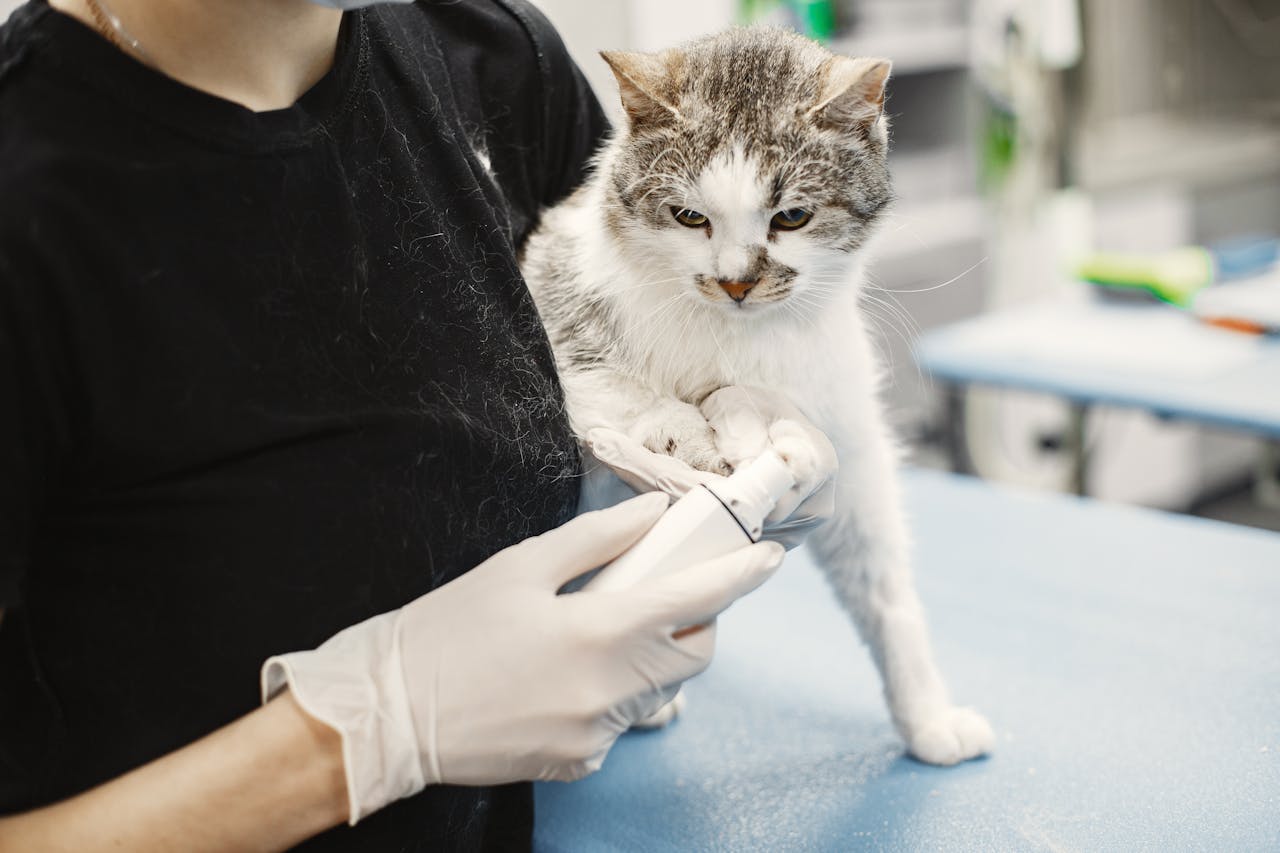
[705, 322, 768, 425]
[635, 184, 687, 208]
[608, 275, 691, 294]
[861, 280, 923, 341]
[640, 146, 687, 178]
[856, 293, 927, 382]
[781, 298, 826, 334]
[865, 288, 934, 395]
[851, 301, 901, 375]
[633, 289, 692, 329]
[633, 172, 698, 208]
[867, 212, 935, 253]
[858, 272, 929, 386]
[866, 256, 988, 295]
[860, 288, 920, 340]
[861, 269, 928, 344]
[630, 172, 693, 196]
[651, 298, 702, 392]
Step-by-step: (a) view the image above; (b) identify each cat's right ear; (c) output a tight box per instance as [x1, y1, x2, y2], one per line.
[600, 50, 682, 132]
[808, 56, 892, 139]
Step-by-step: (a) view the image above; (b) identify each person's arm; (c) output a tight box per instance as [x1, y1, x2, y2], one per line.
[0, 691, 347, 852]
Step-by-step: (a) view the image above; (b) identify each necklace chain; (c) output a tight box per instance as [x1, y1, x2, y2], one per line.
[82, 0, 154, 66]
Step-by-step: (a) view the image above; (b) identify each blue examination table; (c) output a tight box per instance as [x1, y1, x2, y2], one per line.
[534, 470, 1280, 851]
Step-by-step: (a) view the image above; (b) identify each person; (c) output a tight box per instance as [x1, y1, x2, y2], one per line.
[0, 0, 832, 849]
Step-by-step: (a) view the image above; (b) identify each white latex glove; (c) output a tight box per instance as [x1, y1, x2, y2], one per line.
[580, 386, 838, 550]
[261, 493, 784, 824]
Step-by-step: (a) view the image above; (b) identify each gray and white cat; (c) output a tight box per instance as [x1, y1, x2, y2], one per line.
[521, 26, 992, 765]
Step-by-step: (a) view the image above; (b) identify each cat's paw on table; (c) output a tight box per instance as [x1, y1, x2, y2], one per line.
[630, 689, 686, 730]
[904, 706, 995, 765]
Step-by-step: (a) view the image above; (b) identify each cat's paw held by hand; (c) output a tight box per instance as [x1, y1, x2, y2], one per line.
[905, 706, 994, 766]
[638, 408, 733, 477]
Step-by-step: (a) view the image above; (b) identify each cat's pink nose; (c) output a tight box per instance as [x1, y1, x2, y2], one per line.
[719, 280, 754, 303]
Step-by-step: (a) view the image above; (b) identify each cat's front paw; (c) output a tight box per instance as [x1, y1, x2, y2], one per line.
[904, 706, 994, 765]
[699, 385, 837, 503]
[635, 405, 733, 476]
[765, 416, 834, 499]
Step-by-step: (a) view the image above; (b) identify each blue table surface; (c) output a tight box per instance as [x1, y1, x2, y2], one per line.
[534, 470, 1280, 852]
[914, 301, 1280, 438]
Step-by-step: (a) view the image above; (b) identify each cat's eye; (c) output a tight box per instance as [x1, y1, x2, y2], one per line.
[672, 208, 709, 228]
[771, 209, 813, 230]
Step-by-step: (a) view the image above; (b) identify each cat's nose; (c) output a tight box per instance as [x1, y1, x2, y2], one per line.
[718, 280, 755, 303]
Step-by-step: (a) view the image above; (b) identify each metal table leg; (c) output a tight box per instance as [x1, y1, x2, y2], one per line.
[944, 385, 972, 476]
[1065, 402, 1089, 497]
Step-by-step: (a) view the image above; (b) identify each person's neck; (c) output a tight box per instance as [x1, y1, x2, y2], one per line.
[49, 0, 343, 112]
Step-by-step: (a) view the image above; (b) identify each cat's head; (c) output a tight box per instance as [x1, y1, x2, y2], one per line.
[600, 26, 892, 317]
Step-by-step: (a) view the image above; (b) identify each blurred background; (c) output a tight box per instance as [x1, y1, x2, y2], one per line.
[535, 0, 1280, 531]
[4, 0, 1275, 530]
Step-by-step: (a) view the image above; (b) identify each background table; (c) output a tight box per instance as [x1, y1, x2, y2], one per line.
[534, 470, 1280, 852]
[913, 299, 1280, 494]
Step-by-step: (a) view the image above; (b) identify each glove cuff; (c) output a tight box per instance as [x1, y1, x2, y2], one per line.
[261, 610, 426, 825]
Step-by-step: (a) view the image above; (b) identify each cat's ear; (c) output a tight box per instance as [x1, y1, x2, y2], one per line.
[600, 50, 682, 132]
[809, 56, 891, 137]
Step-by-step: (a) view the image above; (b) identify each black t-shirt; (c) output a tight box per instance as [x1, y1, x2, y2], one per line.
[0, 0, 607, 848]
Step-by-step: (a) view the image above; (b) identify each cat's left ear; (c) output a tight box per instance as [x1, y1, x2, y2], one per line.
[808, 56, 891, 138]
[600, 50, 683, 132]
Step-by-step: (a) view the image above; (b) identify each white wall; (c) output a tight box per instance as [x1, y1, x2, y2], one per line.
[531, 0, 737, 120]
[528, 0, 628, 120]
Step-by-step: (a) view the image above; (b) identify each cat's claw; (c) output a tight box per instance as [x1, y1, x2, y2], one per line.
[905, 706, 994, 765]
[641, 413, 733, 477]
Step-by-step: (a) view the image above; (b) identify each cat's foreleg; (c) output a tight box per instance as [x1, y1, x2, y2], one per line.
[809, 416, 993, 765]
[559, 366, 715, 728]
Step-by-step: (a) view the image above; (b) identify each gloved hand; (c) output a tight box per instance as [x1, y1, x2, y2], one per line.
[261, 493, 784, 824]
[581, 386, 839, 550]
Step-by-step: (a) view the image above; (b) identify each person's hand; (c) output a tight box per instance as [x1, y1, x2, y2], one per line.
[581, 386, 838, 549]
[261, 494, 784, 824]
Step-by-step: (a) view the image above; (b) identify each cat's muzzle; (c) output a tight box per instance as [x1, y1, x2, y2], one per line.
[718, 280, 755, 304]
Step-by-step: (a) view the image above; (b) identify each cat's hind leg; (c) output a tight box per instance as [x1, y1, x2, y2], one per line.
[630, 688, 687, 729]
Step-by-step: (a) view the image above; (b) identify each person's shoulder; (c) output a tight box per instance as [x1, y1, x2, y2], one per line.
[476, 0, 576, 71]
[0, 1, 60, 98]
[0, 1, 49, 63]
[0, 3, 93, 179]
[0, 61, 90, 295]
[374, 1, 607, 222]
[0, 100, 97, 257]
[378, 0, 577, 91]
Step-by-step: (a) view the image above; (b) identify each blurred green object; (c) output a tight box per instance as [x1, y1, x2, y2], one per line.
[788, 0, 837, 40]
[1076, 247, 1214, 307]
[738, 0, 783, 24]
[980, 104, 1017, 190]
[739, 0, 837, 40]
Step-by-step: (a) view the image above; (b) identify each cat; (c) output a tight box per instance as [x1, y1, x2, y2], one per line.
[519, 25, 993, 766]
